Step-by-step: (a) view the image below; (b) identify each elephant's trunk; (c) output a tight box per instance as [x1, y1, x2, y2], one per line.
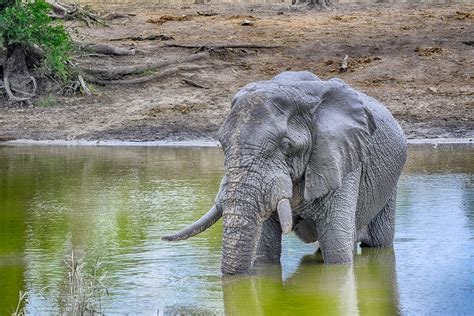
[219, 166, 294, 274]
[221, 210, 262, 275]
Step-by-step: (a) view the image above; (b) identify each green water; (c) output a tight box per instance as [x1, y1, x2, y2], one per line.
[0, 144, 472, 315]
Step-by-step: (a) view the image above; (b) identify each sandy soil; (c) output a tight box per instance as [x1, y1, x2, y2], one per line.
[0, 2, 472, 141]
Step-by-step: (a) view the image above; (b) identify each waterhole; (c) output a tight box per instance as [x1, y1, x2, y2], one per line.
[0, 143, 472, 314]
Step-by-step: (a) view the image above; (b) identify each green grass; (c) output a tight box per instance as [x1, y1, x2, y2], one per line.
[36, 94, 57, 107]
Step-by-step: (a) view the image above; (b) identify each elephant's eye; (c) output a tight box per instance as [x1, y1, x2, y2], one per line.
[280, 139, 291, 156]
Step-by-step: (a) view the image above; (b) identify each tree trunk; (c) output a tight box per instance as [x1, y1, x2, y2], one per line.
[2, 45, 37, 102]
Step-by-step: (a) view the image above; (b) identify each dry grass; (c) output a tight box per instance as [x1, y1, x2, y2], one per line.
[12, 251, 109, 315]
[11, 291, 27, 316]
[60, 251, 109, 315]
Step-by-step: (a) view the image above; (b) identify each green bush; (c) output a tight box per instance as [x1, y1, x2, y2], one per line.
[0, 0, 73, 80]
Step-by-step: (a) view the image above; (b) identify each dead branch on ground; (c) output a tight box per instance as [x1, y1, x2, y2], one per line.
[339, 55, 349, 72]
[81, 52, 209, 79]
[110, 34, 174, 42]
[83, 65, 208, 85]
[77, 75, 91, 95]
[182, 77, 210, 89]
[101, 13, 135, 20]
[164, 43, 281, 51]
[83, 44, 136, 56]
[197, 11, 218, 16]
[45, 0, 103, 27]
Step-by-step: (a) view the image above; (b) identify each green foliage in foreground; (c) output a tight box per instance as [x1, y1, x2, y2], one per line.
[0, 0, 73, 80]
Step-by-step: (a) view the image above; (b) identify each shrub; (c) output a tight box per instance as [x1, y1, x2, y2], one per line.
[0, 0, 73, 80]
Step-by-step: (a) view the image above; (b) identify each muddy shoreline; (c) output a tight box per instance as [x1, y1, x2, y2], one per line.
[0, 2, 472, 141]
[2, 137, 472, 148]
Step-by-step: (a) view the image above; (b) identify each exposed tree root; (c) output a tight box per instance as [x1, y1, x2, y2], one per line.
[3, 75, 37, 101]
[1, 45, 38, 103]
[1, 41, 212, 102]
[83, 65, 208, 85]
[81, 52, 209, 80]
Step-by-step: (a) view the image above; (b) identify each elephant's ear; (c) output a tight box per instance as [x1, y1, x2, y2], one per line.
[304, 79, 377, 201]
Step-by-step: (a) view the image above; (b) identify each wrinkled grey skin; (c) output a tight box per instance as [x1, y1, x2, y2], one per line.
[163, 71, 407, 275]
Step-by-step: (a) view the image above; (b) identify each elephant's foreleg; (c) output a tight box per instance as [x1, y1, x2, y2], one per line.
[360, 189, 397, 248]
[315, 168, 360, 264]
[255, 212, 282, 264]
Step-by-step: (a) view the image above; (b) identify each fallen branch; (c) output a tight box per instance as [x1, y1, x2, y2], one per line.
[45, 0, 68, 19]
[78, 75, 92, 95]
[147, 15, 191, 25]
[84, 65, 208, 85]
[102, 13, 135, 20]
[72, 53, 109, 59]
[182, 77, 210, 89]
[339, 54, 349, 72]
[81, 52, 209, 79]
[197, 11, 218, 16]
[164, 43, 281, 50]
[110, 34, 174, 42]
[46, 1, 103, 27]
[85, 44, 135, 56]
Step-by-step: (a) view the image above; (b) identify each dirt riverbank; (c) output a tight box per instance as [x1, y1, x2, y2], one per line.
[0, 2, 472, 141]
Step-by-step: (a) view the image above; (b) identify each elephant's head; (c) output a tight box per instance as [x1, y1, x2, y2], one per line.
[163, 71, 376, 274]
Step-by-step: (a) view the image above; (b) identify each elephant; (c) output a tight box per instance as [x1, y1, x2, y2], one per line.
[163, 71, 407, 275]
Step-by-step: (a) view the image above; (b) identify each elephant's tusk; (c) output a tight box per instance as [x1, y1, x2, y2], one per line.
[162, 205, 223, 241]
[277, 199, 293, 234]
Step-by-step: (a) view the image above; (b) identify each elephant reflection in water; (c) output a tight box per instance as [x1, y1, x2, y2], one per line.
[222, 247, 400, 315]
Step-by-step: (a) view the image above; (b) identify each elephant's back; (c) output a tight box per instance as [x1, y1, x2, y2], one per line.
[355, 92, 407, 229]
